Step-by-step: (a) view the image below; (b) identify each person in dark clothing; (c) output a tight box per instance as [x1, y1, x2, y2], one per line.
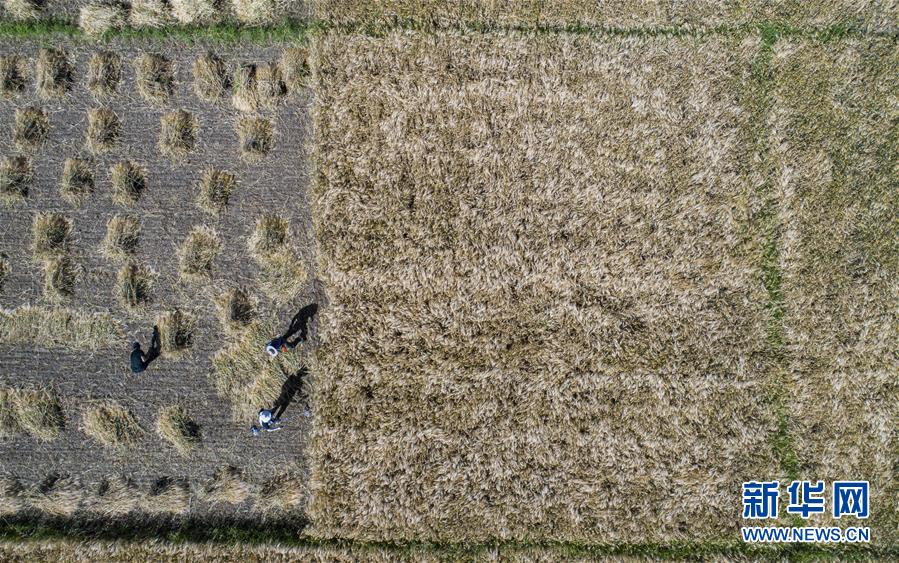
[131, 325, 161, 373]
[265, 304, 317, 358]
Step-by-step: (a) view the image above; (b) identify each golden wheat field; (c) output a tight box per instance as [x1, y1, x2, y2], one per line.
[770, 37, 898, 540]
[308, 30, 783, 543]
[317, 0, 899, 31]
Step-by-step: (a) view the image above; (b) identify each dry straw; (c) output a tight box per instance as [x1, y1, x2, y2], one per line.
[0, 389, 18, 438]
[32, 212, 72, 259]
[170, 0, 219, 24]
[258, 252, 306, 303]
[215, 287, 256, 333]
[135, 53, 175, 103]
[248, 215, 306, 302]
[255, 62, 285, 106]
[140, 477, 189, 515]
[203, 466, 251, 505]
[156, 308, 196, 358]
[79, 1, 129, 36]
[82, 402, 143, 449]
[3, 0, 44, 21]
[257, 470, 307, 513]
[233, 0, 283, 25]
[86, 108, 121, 154]
[196, 167, 236, 215]
[0, 477, 23, 516]
[110, 161, 146, 206]
[131, 0, 176, 27]
[0, 306, 119, 350]
[0, 155, 32, 204]
[159, 110, 197, 158]
[157, 405, 200, 455]
[280, 47, 308, 94]
[13, 107, 49, 150]
[193, 52, 230, 101]
[42, 256, 80, 301]
[10, 388, 65, 441]
[89, 476, 140, 516]
[0, 55, 27, 96]
[102, 214, 140, 261]
[231, 64, 258, 112]
[60, 158, 94, 205]
[0, 258, 8, 292]
[248, 214, 287, 258]
[116, 262, 152, 308]
[87, 51, 122, 98]
[177, 225, 220, 281]
[237, 117, 273, 161]
[27, 474, 82, 517]
[36, 49, 72, 99]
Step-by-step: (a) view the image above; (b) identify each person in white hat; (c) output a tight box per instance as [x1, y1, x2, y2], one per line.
[251, 408, 283, 436]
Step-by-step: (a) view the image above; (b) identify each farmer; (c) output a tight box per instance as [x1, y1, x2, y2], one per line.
[250, 408, 283, 436]
[265, 303, 317, 358]
[130, 325, 161, 373]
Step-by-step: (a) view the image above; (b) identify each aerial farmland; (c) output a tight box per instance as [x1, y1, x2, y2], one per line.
[0, 1, 895, 560]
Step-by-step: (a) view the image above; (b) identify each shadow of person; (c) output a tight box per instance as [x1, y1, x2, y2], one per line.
[272, 367, 308, 420]
[283, 303, 318, 346]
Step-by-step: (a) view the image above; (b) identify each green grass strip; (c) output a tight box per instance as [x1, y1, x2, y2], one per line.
[0, 19, 309, 43]
[0, 18, 894, 42]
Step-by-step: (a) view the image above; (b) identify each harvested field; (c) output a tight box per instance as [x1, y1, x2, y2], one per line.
[0, 37, 317, 530]
[771, 38, 898, 540]
[309, 30, 779, 543]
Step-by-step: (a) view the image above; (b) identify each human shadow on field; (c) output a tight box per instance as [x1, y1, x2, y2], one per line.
[284, 303, 318, 345]
[272, 367, 309, 420]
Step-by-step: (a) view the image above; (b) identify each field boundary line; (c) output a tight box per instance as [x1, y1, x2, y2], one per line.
[0, 19, 896, 42]
[1, 521, 897, 560]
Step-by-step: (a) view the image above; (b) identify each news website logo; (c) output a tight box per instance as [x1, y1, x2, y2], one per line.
[740, 480, 870, 543]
